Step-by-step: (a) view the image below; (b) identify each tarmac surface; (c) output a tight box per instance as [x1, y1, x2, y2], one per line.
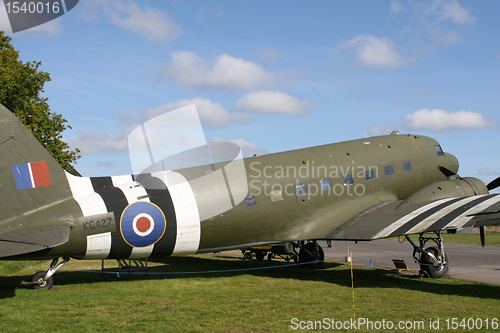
[321, 239, 500, 285]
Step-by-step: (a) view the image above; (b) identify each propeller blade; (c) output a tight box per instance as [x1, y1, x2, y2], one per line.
[438, 166, 456, 178]
[479, 226, 485, 247]
[487, 176, 500, 191]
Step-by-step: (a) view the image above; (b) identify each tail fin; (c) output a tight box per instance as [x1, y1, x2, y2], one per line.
[0, 104, 77, 257]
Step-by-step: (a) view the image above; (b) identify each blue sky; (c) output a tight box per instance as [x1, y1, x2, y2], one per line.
[1, 0, 499, 188]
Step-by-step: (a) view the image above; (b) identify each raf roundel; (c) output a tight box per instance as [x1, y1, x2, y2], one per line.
[120, 201, 166, 247]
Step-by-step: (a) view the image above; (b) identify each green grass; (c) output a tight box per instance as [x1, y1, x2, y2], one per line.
[393, 232, 500, 247]
[441, 232, 500, 247]
[0, 254, 499, 332]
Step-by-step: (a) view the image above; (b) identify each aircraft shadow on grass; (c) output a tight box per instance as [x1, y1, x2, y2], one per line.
[0, 255, 498, 300]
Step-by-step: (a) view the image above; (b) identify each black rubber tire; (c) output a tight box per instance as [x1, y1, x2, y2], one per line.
[255, 251, 265, 261]
[32, 271, 53, 290]
[244, 252, 253, 260]
[299, 243, 324, 269]
[420, 246, 449, 278]
[267, 253, 273, 261]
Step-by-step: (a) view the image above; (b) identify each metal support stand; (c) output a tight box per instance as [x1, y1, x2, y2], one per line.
[101, 259, 149, 273]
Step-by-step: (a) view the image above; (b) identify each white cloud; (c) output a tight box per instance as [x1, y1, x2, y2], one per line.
[260, 48, 277, 61]
[390, 1, 405, 13]
[66, 130, 128, 155]
[94, 161, 117, 168]
[143, 98, 250, 128]
[104, 1, 181, 41]
[428, 28, 461, 45]
[69, 91, 315, 155]
[233, 91, 316, 115]
[478, 168, 489, 176]
[420, 1, 474, 46]
[478, 168, 500, 176]
[404, 108, 493, 131]
[346, 90, 370, 100]
[338, 34, 410, 70]
[422, 0, 475, 24]
[67, 98, 251, 155]
[368, 124, 398, 135]
[211, 137, 268, 157]
[157, 51, 275, 91]
[410, 87, 431, 98]
[389, 1, 475, 54]
[78, 0, 181, 41]
[440, 0, 475, 24]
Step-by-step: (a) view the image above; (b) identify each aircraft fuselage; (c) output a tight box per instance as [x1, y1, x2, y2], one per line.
[14, 133, 457, 261]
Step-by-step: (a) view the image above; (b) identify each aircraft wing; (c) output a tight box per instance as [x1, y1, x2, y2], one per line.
[327, 193, 500, 240]
[0, 222, 73, 258]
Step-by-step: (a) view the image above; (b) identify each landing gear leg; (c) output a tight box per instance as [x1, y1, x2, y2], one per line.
[405, 232, 448, 278]
[30, 257, 70, 289]
[296, 240, 324, 269]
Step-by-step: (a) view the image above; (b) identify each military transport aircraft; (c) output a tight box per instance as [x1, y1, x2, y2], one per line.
[1, 104, 499, 289]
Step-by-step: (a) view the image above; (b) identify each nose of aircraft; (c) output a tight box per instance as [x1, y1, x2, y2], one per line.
[444, 152, 459, 174]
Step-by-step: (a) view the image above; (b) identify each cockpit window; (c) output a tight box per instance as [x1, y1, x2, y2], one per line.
[435, 145, 444, 156]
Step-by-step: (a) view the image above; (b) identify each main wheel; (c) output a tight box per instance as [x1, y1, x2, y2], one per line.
[299, 242, 324, 269]
[420, 247, 449, 278]
[255, 251, 265, 261]
[32, 271, 54, 290]
[244, 251, 253, 260]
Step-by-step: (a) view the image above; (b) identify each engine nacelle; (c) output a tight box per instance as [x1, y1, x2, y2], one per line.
[404, 176, 488, 206]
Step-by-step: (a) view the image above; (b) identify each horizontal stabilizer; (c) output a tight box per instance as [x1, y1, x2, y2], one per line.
[0, 223, 72, 257]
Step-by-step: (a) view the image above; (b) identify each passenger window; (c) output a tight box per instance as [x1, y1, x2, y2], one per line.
[365, 169, 375, 180]
[296, 184, 308, 196]
[320, 179, 331, 191]
[384, 165, 394, 176]
[435, 145, 444, 156]
[243, 195, 256, 208]
[271, 190, 283, 202]
[403, 162, 412, 172]
[343, 174, 354, 185]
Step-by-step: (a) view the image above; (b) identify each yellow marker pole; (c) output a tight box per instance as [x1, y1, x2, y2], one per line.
[350, 252, 356, 321]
